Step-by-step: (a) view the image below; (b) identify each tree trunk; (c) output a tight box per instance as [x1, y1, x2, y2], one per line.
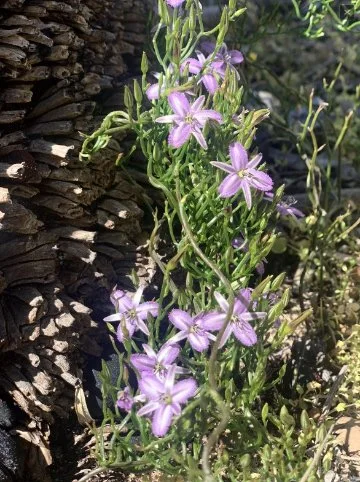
[0, 0, 152, 477]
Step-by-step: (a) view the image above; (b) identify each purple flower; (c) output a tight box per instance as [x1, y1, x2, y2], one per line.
[146, 73, 165, 101]
[155, 92, 222, 149]
[182, 51, 221, 94]
[211, 142, 273, 208]
[130, 343, 186, 380]
[116, 387, 145, 412]
[232, 236, 267, 275]
[265, 192, 305, 219]
[167, 309, 220, 352]
[104, 286, 158, 343]
[201, 42, 244, 78]
[205, 288, 266, 348]
[166, 0, 185, 7]
[137, 367, 197, 437]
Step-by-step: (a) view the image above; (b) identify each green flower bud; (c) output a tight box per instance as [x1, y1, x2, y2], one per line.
[133, 79, 142, 104]
[141, 52, 148, 75]
[124, 85, 133, 110]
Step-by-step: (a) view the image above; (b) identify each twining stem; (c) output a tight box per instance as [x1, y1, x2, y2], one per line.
[175, 174, 234, 479]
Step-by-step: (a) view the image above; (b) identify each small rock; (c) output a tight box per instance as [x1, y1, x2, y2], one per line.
[0, 428, 19, 482]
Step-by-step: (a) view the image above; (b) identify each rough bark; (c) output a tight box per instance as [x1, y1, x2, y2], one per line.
[0, 0, 152, 478]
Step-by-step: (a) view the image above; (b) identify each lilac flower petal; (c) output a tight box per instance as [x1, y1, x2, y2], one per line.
[110, 290, 133, 311]
[192, 127, 208, 150]
[172, 379, 197, 404]
[138, 376, 164, 399]
[189, 332, 210, 352]
[183, 58, 202, 74]
[166, 0, 185, 7]
[218, 323, 234, 348]
[171, 402, 182, 415]
[163, 366, 176, 392]
[211, 60, 226, 74]
[211, 161, 236, 174]
[116, 320, 135, 343]
[201, 311, 226, 330]
[233, 298, 247, 315]
[233, 320, 257, 346]
[103, 313, 122, 323]
[190, 95, 205, 113]
[202, 74, 218, 94]
[168, 92, 190, 117]
[136, 302, 159, 320]
[158, 344, 180, 364]
[169, 123, 192, 148]
[214, 292, 229, 312]
[247, 169, 273, 191]
[166, 331, 188, 345]
[155, 114, 178, 124]
[229, 142, 248, 170]
[196, 51, 206, 64]
[137, 400, 160, 417]
[169, 309, 193, 330]
[146, 83, 160, 100]
[237, 288, 252, 307]
[218, 173, 242, 198]
[240, 311, 267, 321]
[130, 354, 155, 372]
[117, 390, 134, 411]
[194, 109, 223, 126]
[136, 317, 150, 336]
[132, 286, 144, 308]
[241, 181, 252, 209]
[289, 207, 305, 218]
[229, 50, 244, 64]
[247, 153, 263, 169]
[152, 405, 174, 437]
[142, 344, 157, 359]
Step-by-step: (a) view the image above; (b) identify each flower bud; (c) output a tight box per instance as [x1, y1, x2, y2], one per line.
[141, 52, 148, 75]
[124, 85, 133, 110]
[158, 0, 170, 24]
[133, 79, 142, 104]
[153, 144, 161, 162]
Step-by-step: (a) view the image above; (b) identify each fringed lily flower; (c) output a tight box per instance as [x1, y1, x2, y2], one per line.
[182, 51, 221, 94]
[211, 142, 273, 208]
[104, 286, 158, 343]
[265, 192, 305, 219]
[155, 92, 222, 149]
[201, 41, 244, 78]
[137, 367, 197, 437]
[166, 0, 185, 7]
[116, 387, 145, 412]
[130, 343, 186, 380]
[167, 309, 220, 352]
[208, 288, 267, 348]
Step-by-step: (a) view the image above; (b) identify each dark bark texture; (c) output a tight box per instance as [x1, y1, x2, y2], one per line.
[0, 0, 151, 477]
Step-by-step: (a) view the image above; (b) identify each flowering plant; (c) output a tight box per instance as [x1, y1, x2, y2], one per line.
[79, 0, 307, 479]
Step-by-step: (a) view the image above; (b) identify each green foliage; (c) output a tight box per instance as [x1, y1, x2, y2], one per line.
[291, 0, 360, 38]
[78, 1, 360, 481]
